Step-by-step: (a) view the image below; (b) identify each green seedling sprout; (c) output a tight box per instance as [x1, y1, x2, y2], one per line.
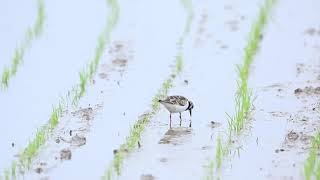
[304, 131, 320, 180]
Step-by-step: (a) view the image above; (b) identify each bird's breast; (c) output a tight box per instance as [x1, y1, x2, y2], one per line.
[163, 103, 188, 113]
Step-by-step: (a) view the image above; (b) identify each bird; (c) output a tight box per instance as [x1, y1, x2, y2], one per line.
[158, 95, 194, 128]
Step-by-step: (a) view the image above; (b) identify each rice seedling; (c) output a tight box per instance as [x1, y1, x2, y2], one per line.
[0, 0, 45, 89]
[304, 131, 320, 180]
[176, 53, 184, 73]
[315, 163, 320, 180]
[19, 126, 47, 168]
[33, 0, 45, 37]
[106, 0, 120, 33]
[11, 48, 24, 76]
[205, 0, 276, 178]
[204, 136, 226, 180]
[1, 67, 10, 88]
[227, 0, 276, 136]
[10, 162, 16, 178]
[180, 0, 193, 36]
[216, 136, 224, 169]
[79, 71, 88, 97]
[49, 106, 60, 129]
[4, 169, 8, 180]
[204, 160, 214, 180]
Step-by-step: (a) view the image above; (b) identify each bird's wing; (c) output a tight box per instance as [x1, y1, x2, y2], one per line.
[163, 96, 188, 106]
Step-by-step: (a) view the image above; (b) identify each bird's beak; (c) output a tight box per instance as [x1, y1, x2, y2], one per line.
[189, 109, 192, 116]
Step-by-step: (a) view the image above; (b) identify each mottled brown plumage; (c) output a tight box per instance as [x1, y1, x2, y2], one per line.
[161, 95, 188, 106]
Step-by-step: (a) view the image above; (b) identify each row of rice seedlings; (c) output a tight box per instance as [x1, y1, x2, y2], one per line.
[0, 100, 64, 180]
[0, 0, 120, 179]
[204, 135, 229, 180]
[204, 158, 215, 180]
[72, 0, 120, 106]
[304, 132, 320, 180]
[180, 0, 193, 36]
[304, 108, 320, 180]
[227, 0, 275, 136]
[102, 1, 192, 179]
[102, 54, 183, 180]
[204, 0, 276, 178]
[1, 0, 45, 89]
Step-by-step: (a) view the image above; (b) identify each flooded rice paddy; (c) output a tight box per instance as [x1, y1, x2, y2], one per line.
[1, 0, 320, 179]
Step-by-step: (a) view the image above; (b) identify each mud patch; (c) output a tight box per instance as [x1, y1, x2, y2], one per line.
[296, 63, 305, 76]
[34, 162, 47, 174]
[269, 111, 289, 118]
[99, 40, 134, 77]
[286, 131, 299, 142]
[158, 127, 192, 145]
[71, 106, 95, 122]
[60, 149, 72, 160]
[71, 134, 86, 146]
[283, 131, 312, 149]
[294, 86, 320, 96]
[225, 19, 239, 32]
[304, 27, 320, 36]
[26, 104, 102, 177]
[194, 11, 212, 47]
[59, 105, 101, 144]
[208, 121, 221, 128]
[140, 174, 156, 180]
[98, 73, 108, 79]
[159, 157, 168, 163]
[112, 59, 128, 67]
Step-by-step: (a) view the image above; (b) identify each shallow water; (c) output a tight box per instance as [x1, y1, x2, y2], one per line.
[115, 0, 264, 179]
[1, 0, 319, 179]
[23, 0, 186, 179]
[222, 0, 320, 179]
[0, 0, 107, 172]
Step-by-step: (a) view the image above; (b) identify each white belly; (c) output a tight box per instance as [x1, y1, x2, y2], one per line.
[163, 103, 188, 113]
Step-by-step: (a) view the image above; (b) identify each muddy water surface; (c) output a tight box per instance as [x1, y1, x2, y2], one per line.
[222, 0, 320, 179]
[117, 0, 264, 179]
[23, 0, 188, 179]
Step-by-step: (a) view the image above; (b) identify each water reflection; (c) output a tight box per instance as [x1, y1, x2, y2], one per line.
[159, 127, 192, 145]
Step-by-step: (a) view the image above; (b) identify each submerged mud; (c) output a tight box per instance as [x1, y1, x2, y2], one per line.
[159, 127, 192, 145]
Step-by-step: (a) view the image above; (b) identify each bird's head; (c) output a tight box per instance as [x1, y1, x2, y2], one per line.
[187, 101, 194, 116]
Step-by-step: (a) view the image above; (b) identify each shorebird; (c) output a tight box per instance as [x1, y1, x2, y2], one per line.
[158, 95, 194, 128]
